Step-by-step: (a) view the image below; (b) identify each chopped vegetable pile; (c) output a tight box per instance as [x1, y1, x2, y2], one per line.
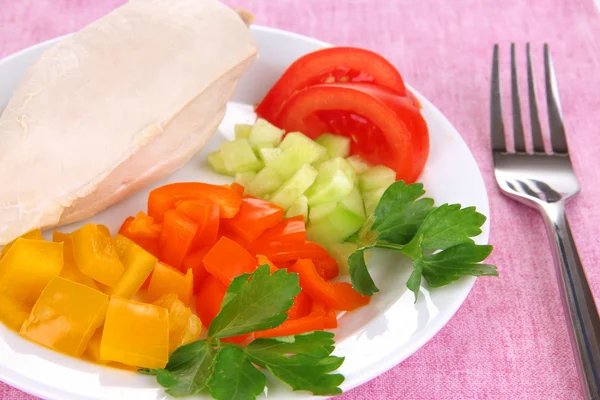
[0, 45, 498, 400]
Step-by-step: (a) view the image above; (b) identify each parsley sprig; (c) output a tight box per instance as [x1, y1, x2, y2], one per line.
[141, 265, 344, 399]
[348, 181, 498, 300]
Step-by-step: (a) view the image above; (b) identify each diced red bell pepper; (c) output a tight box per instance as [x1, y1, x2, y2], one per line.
[254, 300, 336, 338]
[218, 224, 255, 253]
[255, 215, 306, 246]
[230, 183, 245, 196]
[119, 217, 161, 258]
[183, 247, 211, 293]
[160, 210, 198, 271]
[288, 259, 369, 311]
[121, 212, 162, 239]
[254, 241, 330, 264]
[287, 290, 312, 320]
[203, 237, 257, 285]
[176, 201, 220, 250]
[196, 275, 226, 327]
[148, 182, 242, 222]
[257, 254, 279, 274]
[221, 197, 284, 243]
[312, 255, 339, 280]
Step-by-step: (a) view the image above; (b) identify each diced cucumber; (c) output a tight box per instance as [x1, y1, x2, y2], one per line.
[304, 157, 356, 205]
[235, 171, 257, 189]
[329, 242, 360, 275]
[309, 203, 337, 222]
[257, 147, 282, 164]
[279, 132, 328, 163]
[207, 150, 234, 176]
[269, 164, 318, 209]
[234, 124, 252, 140]
[363, 187, 387, 216]
[359, 165, 396, 192]
[315, 133, 351, 158]
[346, 154, 371, 175]
[248, 167, 283, 197]
[341, 186, 365, 217]
[220, 139, 263, 172]
[306, 204, 365, 246]
[248, 118, 285, 148]
[285, 196, 309, 222]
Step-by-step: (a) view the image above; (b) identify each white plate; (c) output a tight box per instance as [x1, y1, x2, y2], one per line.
[0, 25, 490, 400]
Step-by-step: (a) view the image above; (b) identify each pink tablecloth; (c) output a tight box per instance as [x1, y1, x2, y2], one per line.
[2, 0, 600, 399]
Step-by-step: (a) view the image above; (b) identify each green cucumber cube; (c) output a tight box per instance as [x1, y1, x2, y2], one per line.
[309, 203, 337, 222]
[315, 133, 351, 158]
[234, 124, 253, 140]
[359, 165, 396, 192]
[257, 147, 282, 164]
[220, 139, 263, 172]
[341, 186, 365, 217]
[207, 150, 234, 176]
[329, 242, 360, 275]
[304, 157, 356, 205]
[346, 154, 371, 175]
[279, 132, 328, 163]
[306, 204, 365, 246]
[269, 164, 318, 209]
[248, 118, 285, 148]
[363, 187, 387, 216]
[248, 167, 284, 197]
[285, 196, 309, 222]
[235, 171, 257, 189]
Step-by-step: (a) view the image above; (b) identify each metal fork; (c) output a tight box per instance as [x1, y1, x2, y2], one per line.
[491, 43, 600, 399]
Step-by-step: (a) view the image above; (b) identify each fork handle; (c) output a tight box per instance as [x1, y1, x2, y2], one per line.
[541, 202, 600, 400]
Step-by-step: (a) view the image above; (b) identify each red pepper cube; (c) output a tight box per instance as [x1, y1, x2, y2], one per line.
[202, 237, 257, 285]
[221, 197, 284, 243]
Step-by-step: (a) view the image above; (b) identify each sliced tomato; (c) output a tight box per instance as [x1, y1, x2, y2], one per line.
[256, 47, 406, 122]
[276, 83, 429, 183]
[255, 215, 306, 246]
[221, 197, 284, 243]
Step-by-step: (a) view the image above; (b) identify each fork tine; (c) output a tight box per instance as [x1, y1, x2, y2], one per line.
[491, 44, 506, 152]
[526, 43, 545, 153]
[510, 44, 526, 152]
[544, 43, 568, 154]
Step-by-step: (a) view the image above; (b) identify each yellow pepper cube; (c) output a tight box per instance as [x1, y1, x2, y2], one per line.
[154, 294, 202, 353]
[20, 277, 109, 356]
[53, 231, 99, 290]
[84, 328, 109, 364]
[100, 297, 169, 369]
[111, 235, 157, 298]
[0, 238, 63, 307]
[0, 229, 43, 259]
[71, 223, 124, 287]
[0, 292, 30, 331]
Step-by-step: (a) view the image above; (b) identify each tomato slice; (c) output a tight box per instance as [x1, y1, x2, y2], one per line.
[256, 47, 407, 122]
[276, 83, 429, 183]
[221, 197, 284, 243]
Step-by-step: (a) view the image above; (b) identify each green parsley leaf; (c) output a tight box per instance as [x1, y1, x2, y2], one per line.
[153, 340, 214, 397]
[348, 250, 379, 296]
[418, 243, 498, 287]
[371, 181, 434, 245]
[245, 331, 336, 358]
[208, 347, 266, 400]
[208, 265, 301, 339]
[410, 203, 486, 251]
[406, 257, 424, 300]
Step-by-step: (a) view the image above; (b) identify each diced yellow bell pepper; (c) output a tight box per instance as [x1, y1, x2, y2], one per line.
[100, 297, 169, 369]
[53, 231, 99, 290]
[71, 223, 124, 287]
[84, 328, 109, 364]
[0, 229, 44, 259]
[154, 294, 202, 353]
[0, 292, 30, 331]
[111, 235, 157, 299]
[0, 238, 63, 307]
[20, 277, 109, 356]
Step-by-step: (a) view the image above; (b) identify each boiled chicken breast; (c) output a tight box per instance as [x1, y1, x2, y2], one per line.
[0, 0, 257, 245]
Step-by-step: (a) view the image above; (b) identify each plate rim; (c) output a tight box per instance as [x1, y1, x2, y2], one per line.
[0, 24, 490, 400]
